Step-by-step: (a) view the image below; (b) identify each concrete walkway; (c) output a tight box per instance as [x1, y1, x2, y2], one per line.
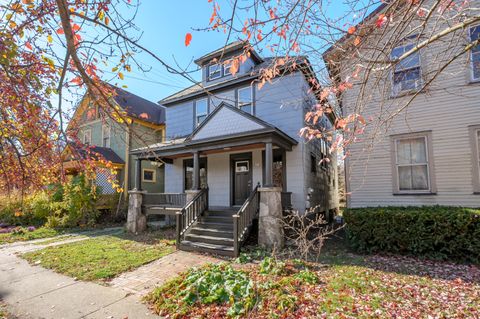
[0, 229, 222, 319]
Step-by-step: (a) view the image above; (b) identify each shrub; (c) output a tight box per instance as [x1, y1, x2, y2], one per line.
[46, 175, 99, 228]
[343, 206, 480, 263]
[1, 174, 100, 228]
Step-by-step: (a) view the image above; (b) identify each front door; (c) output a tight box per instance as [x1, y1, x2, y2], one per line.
[232, 156, 252, 206]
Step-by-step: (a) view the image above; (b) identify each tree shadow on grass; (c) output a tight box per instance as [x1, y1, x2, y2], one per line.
[319, 231, 480, 285]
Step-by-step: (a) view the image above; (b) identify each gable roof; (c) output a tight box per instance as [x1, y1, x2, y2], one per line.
[322, 2, 388, 59]
[187, 102, 283, 142]
[193, 40, 263, 66]
[109, 85, 165, 125]
[131, 102, 298, 156]
[160, 56, 306, 105]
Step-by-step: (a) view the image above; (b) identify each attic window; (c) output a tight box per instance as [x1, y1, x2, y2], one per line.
[83, 129, 92, 145]
[208, 63, 222, 80]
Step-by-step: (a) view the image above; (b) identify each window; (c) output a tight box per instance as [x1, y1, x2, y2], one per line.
[391, 43, 422, 95]
[195, 99, 208, 126]
[470, 125, 480, 193]
[102, 124, 111, 148]
[82, 129, 92, 145]
[238, 86, 253, 114]
[392, 132, 435, 193]
[320, 139, 329, 170]
[208, 63, 222, 80]
[235, 161, 249, 172]
[184, 158, 208, 190]
[310, 153, 317, 173]
[469, 25, 480, 81]
[142, 169, 156, 183]
[224, 61, 232, 76]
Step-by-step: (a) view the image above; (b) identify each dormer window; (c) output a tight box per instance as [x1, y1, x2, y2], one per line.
[208, 63, 222, 81]
[224, 62, 232, 76]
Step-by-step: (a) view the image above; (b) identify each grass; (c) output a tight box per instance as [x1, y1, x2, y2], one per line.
[0, 227, 62, 245]
[145, 237, 480, 318]
[22, 231, 175, 281]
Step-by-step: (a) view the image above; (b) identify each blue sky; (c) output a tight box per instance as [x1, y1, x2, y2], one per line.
[108, 0, 238, 103]
[81, 0, 369, 106]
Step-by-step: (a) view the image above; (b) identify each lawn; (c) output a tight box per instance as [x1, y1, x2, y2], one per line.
[0, 227, 62, 245]
[22, 231, 175, 281]
[145, 243, 480, 318]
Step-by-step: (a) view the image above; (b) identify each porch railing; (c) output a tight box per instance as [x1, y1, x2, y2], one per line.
[233, 184, 260, 256]
[281, 192, 292, 210]
[143, 193, 186, 207]
[175, 188, 208, 247]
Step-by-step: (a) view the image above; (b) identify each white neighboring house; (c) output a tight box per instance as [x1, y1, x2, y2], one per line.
[324, 1, 480, 208]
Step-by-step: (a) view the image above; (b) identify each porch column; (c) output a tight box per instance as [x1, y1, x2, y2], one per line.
[264, 142, 273, 187]
[192, 151, 200, 190]
[135, 158, 142, 191]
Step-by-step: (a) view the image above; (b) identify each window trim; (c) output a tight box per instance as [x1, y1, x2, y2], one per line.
[390, 42, 423, 96]
[237, 86, 254, 115]
[224, 61, 232, 76]
[102, 123, 111, 148]
[207, 63, 222, 81]
[390, 131, 436, 195]
[194, 98, 209, 127]
[83, 129, 92, 145]
[142, 168, 156, 183]
[468, 25, 480, 82]
[469, 125, 480, 193]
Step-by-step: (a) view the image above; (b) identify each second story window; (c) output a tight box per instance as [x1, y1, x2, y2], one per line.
[208, 63, 222, 81]
[469, 25, 480, 81]
[238, 86, 253, 114]
[391, 43, 421, 95]
[83, 129, 92, 145]
[224, 62, 232, 76]
[195, 99, 208, 126]
[102, 124, 111, 148]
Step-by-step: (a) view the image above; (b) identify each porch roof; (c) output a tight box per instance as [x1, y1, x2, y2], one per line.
[131, 103, 298, 160]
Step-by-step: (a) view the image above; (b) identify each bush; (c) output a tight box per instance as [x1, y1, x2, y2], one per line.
[343, 206, 480, 263]
[0, 174, 100, 228]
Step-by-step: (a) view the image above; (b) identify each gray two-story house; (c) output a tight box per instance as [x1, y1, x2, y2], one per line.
[130, 41, 338, 255]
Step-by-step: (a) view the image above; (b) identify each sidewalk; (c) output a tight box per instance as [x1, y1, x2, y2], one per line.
[0, 229, 222, 319]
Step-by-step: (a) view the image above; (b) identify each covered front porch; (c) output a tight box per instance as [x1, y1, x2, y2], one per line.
[127, 103, 298, 255]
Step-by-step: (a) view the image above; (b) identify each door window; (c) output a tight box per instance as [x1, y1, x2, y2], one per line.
[235, 161, 249, 173]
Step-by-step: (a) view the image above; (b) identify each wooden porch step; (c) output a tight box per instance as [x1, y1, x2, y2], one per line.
[206, 211, 237, 218]
[195, 221, 234, 230]
[185, 233, 234, 246]
[189, 227, 233, 238]
[179, 240, 235, 257]
[200, 215, 234, 223]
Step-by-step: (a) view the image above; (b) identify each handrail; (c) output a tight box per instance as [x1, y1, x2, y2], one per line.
[175, 188, 208, 248]
[233, 183, 260, 256]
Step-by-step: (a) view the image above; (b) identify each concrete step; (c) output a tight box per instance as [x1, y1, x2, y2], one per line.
[189, 227, 233, 238]
[185, 233, 234, 246]
[180, 240, 235, 257]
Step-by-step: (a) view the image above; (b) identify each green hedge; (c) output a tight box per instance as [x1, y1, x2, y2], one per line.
[343, 206, 480, 263]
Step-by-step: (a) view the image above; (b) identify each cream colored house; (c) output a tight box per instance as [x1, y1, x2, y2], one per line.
[324, 1, 480, 208]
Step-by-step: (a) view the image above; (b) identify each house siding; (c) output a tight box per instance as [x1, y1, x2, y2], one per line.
[162, 71, 339, 212]
[334, 7, 480, 208]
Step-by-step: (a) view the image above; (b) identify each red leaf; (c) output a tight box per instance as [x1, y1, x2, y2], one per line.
[348, 26, 356, 34]
[25, 42, 32, 50]
[185, 33, 192, 46]
[56, 28, 64, 34]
